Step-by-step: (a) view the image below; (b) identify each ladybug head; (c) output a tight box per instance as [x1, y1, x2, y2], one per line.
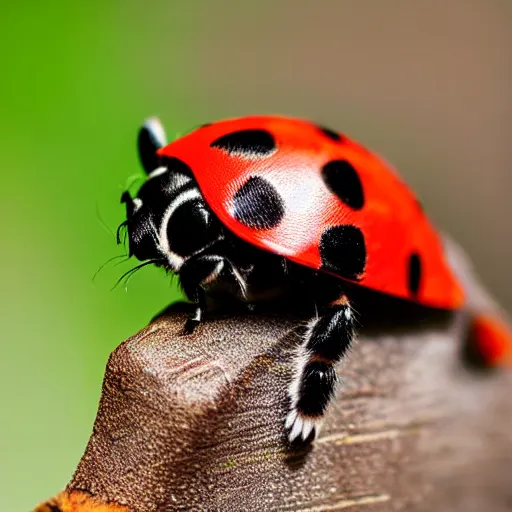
[118, 190, 161, 262]
[118, 118, 221, 271]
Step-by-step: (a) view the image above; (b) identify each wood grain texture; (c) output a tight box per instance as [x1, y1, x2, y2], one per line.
[35, 239, 512, 511]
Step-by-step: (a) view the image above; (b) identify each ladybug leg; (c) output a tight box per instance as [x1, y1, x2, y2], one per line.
[286, 294, 355, 443]
[178, 253, 247, 334]
[178, 254, 224, 334]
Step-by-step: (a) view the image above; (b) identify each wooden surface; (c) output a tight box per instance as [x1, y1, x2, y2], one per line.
[36, 240, 512, 511]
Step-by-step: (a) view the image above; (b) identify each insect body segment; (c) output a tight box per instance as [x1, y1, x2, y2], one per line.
[160, 116, 464, 310]
[119, 115, 512, 443]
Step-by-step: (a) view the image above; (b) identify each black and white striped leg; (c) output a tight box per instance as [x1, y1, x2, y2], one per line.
[286, 296, 355, 442]
[179, 254, 225, 334]
[179, 253, 248, 333]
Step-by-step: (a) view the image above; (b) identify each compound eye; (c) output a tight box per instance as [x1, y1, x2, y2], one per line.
[166, 199, 219, 257]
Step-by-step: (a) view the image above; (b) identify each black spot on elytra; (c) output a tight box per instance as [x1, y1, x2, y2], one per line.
[320, 225, 367, 280]
[317, 125, 343, 142]
[408, 253, 422, 295]
[322, 160, 365, 210]
[232, 176, 285, 229]
[210, 129, 276, 157]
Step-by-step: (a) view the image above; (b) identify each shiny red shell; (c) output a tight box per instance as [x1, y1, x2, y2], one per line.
[158, 115, 465, 310]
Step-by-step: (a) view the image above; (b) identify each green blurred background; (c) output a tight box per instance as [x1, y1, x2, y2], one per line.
[1, 1, 510, 509]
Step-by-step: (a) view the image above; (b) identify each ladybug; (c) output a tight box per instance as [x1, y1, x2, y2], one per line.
[119, 115, 512, 443]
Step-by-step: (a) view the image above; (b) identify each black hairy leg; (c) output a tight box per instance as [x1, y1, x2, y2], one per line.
[286, 293, 355, 443]
[178, 253, 247, 334]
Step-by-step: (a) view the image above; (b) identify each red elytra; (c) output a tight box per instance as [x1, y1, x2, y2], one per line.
[158, 115, 464, 310]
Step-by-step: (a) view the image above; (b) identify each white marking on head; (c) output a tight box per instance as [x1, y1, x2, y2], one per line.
[169, 172, 193, 190]
[148, 166, 168, 179]
[132, 198, 143, 212]
[148, 166, 193, 196]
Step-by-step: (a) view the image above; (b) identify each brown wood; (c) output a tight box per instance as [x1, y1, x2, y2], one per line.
[35, 239, 512, 511]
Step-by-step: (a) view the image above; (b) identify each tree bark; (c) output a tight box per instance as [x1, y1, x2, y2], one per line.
[35, 239, 512, 511]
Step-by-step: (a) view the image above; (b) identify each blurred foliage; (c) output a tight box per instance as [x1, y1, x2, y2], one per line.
[0, 2, 199, 509]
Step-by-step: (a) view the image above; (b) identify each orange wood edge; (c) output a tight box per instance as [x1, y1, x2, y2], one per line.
[35, 491, 131, 512]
